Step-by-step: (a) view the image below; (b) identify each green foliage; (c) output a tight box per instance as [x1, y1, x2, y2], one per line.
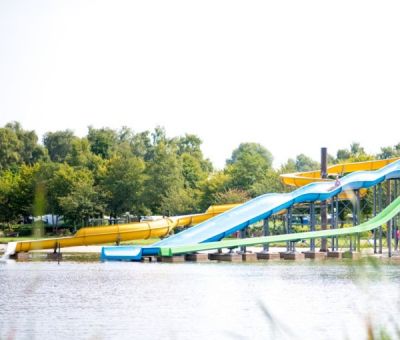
[0, 123, 46, 171]
[227, 142, 273, 167]
[251, 170, 287, 196]
[211, 188, 250, 205]
[143, 142, 186, 214]
[160, 186, 196, 215]
[43, 130, 77, 162]
[87, 126, 118, 159]
[0, 170, 20, 223]
[5, 122, 47, 165]
[200, 171, 231, 209]
[337, 142, 374, 163]
[295, 154, 319, 172]
[377, 143, 400, 159]
[57, 168, 102, 226]
[1, 122, 399, 233]
[227, 143, 273, 191]
[101, 155, 145, 216]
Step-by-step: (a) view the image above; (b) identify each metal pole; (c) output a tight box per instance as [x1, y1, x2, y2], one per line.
[356, 190, 361, 252]
[240, 228, 247, 253]
[387, 180, 392, 257]
[287, 207, 292, 251]
[350, 196, 356, 252]
[373, 185, 377, 253]
[355, 190, 361, 225]
[263, 218, 269, 252]
[379, 183, 383, 254]
[395, 180, 399, 251]
[335, 196, 339, 250]
[285, 210, 290, 252]
[310, 203, 315, 251]
[331, 197, 335, 251]
[320, 147, 328, 252]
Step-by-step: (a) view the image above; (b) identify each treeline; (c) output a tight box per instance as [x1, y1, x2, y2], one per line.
[0, 121, 399, 228]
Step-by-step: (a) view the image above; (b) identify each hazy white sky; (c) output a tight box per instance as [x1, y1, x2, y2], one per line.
[1, 0, 399, 169]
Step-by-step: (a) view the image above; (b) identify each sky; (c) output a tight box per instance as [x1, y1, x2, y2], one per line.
[0, 0, 399, 169]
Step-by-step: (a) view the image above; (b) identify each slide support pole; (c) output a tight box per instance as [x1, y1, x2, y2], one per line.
[263, 218, 270, 252]
[310, 203, 315, 251]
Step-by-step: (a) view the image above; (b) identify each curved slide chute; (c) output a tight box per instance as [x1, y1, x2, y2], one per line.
[280, 157, 400, 187]
[159, 195, 400, 256]
[154, 159, 400, 247]
[10, 204, 239, 254]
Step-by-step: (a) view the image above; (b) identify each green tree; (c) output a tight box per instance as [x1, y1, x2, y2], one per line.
[5, 121, 47, 165]
[160, 186, 196, 216]
[227, 142, 273, 167]
[175, 134, 213, 173]
[87, 126, 118, 159]
[43, 130, 77, 162]
[57, 167, 102, 227]
[143, 142, 186, 214]
[295, 154, 319, 172]
[200, 171, 232, 209]
[0, 164, 38, 225]
[130, 131, 153, 160]
[211, 188, 250, 205]
[0, 122, 47, 171]
[251, 169, 288, 196]
[337, 148, 351, 161]
[101, 155, 145, 217]
[227, 143, 273, 191]
[336, 142, 373, 163]
[0, 127, 21, 171]
[0, 170, 20, 224]
[378, 144, 400, 159]
[279, 159, 296, 174]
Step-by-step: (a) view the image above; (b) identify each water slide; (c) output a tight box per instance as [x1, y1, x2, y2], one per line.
[159, 195, 400, 256]
[9, 204, 239, 254]
[101, 159, 400, 260]
[280, 157, 400, 187]
[281, 157, 400, 200]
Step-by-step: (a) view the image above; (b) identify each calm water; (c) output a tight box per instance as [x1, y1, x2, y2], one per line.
[1, 258, 400, 340]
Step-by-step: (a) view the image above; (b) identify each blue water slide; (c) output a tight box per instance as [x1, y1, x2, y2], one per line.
[153, 159, 400, 247]
[101, 160, 400, 260]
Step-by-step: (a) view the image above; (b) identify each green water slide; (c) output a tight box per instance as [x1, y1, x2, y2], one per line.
[159, 196, 400, 257]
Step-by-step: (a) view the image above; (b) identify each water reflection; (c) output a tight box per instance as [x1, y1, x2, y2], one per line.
[0, 260, 399, 339]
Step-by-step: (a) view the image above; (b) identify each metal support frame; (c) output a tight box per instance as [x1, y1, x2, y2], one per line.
[240, 228, 247, 253]
[379, 183, 383, 254]
[286, 207, 293, 252]
[310, 203, 316, 251]
[395, 180, 399, 251]
[373, 185, 377, 253]
[331, 197, 336, 251]
[335, 196, 339, 250]
[320, 147, 328, 252]
[263, 218, 269, 252]
[387, 180, 392, 257]
[356, 190, 361, 252]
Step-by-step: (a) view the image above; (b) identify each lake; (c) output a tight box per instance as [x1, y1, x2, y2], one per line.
[1, 257, 400, 339]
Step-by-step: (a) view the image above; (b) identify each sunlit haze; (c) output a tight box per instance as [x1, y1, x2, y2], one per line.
[1, 0, 399, 168]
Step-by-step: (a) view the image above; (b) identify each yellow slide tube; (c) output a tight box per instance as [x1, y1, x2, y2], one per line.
[280, 157, 400, 199]
[280, 157, 400, 187]
[14, 204, 240, 252]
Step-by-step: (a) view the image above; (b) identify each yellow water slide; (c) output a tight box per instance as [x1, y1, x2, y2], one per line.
[280, 157, 400, 199]
[14, 204, 240, 253]
[280, 157, 400, 187]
